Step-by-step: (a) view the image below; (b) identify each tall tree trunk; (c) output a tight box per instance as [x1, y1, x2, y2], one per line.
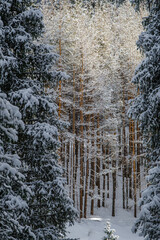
[132, 120, 137, 217]
[75, 136, 79, 209]
[136, 88, 141, 199]
[126, 159, 129, 209]
[122, 79, 127, 209]
[137, 122, 141, 198]
[58, 22, 62, 119]
[118, 127, 122, 168]
[90, 114, 95, 215]
[58, 20, 62, 163]
[96, 113, 101, 208]
[125, 124, 129, 210]
[66, 136, 70, 195]
[84, 114, 90, 218]
[106, 145, 110, 199]
[129, 117, 133, 199]
[102, 131, 106, 207]
[72, 68, 76, 204]
[112, 152, 116, 217]
[80, 53, 84, 218]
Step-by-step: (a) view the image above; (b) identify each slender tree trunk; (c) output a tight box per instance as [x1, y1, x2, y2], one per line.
[137, 122, 141, 199]
[102, 131, 106, 207]
[58, 22, 62, 119]
[129, 117, 133, 199]
[106, 145, 110, 199]
[77, 141, 81, 211]
[136, 88, 141, 199]
[118, 127, 122, 168]
[112, 152, 116, 217]
[80, 53, 84, 218]
[67, 140, 70, 196]
[96, 113, 101, 208]
[122, 80, 127, 209]
[67, 140, 70, 186]
[132, 120, 137, 217]
[64, 141, 68, 184]
[126, 124, 129, 209]
[69, 140, 72, 198]
[72, 68, 76, 204]
[67, 109, 72, 197]
[75, 136, 79, 209]
[90, 114, 95, 215]
[58, 20, 62, 163]
[84, 114, 90, 218]
[126, 160, 129, 209]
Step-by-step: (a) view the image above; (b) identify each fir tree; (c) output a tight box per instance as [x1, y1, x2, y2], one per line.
[103, 222, 119, 240]
[0, 93, 35, 240]
[0, 12, 35, 239]
[0, 97, 35, 240]
[0, 93, 34, 239]
[0, 0, 77, 239]
[128, 0, 160, 239]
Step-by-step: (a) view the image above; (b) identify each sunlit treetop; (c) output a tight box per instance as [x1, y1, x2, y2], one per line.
[130, 0, 160, 11]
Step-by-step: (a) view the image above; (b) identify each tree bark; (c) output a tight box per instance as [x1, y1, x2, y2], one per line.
[90, 114, 95, 215]
[137, 122, 141, 199]
[96, 113, 101, 208]
[129, 118, 133, 199]
[80, 53, 84, 218]
[84, 114, 90, 218]
[106, 145, 110, 199]
[102, 131, 106, 207]
[122, 79, 127, 209]
[112, 153, 116, 217]
[72, 68, 76, 204]
[132, 120, 137, 217]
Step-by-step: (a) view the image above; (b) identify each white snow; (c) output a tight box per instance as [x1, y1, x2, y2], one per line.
[67, 207, 143, 240]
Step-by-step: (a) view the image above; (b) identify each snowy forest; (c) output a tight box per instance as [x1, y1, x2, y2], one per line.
[0, 0, 159, 240]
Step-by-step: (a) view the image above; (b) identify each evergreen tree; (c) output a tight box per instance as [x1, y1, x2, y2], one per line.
[0, 96, 35, 240]
[0, 13, 35, 239]
[128, 0, 160, 239]
[0, 94, 35, 240]
[0, 0, 77, 239]
[103, 222, 119, 240]
[0, 94, 34, 239]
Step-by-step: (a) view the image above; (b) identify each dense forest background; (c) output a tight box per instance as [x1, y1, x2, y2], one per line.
[42, 0, 147, 219]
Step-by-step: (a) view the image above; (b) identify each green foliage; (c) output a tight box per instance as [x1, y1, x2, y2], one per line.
[103, 222, 119, 240]
[0, 0, 77, 239]
[129, 0, 160, 239]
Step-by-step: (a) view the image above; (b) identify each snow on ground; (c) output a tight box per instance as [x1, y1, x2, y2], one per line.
[67, 172, 146, 239]
[67, 207, 143, 240]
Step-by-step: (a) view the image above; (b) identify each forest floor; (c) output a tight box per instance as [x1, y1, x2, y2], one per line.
[67, 207, 143, 240]
[67, 171, 145, 239]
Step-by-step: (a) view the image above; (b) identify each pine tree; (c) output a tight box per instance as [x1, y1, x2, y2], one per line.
[0, 10, 35, 239]
[0, 93, 34, 239]
[132, 167, 160, 240]
[0, 0, 77, 239]
[103, 221, 119, 240]
[128, 0, 160, 239]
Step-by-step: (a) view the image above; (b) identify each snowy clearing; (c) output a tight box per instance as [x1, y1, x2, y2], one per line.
[67, 208, 143, 240]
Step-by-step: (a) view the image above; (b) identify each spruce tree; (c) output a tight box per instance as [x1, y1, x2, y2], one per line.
[128, 0, 160, 239]
[103, 222, 119, 240]
[0, 95, 35, 240]
[0, 0, 77, 239]
[0, 11, 35, 240]
[0, 94, 35, 240]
